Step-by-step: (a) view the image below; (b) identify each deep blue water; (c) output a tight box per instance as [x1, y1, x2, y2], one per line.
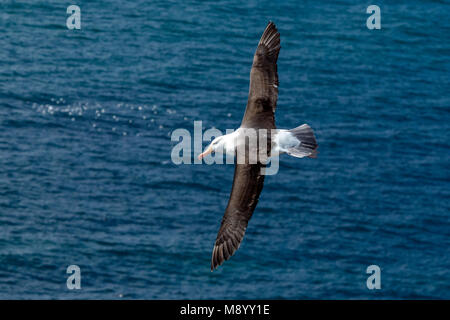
[0, 0, 449, 299]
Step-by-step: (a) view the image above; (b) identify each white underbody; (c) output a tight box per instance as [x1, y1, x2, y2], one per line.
[272, 129, 300, 154]
[217, 128, 300, 158]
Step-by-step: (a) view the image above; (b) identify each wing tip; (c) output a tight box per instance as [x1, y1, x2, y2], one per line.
[210, 231, 246, 271]
[257, 21, 281, 58]
[211, 244, 225, 271]
[210, 245, 220, 271]
[259, 21, 280, 43]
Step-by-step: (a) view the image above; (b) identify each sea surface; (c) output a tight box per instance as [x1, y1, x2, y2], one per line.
[0, 0, 449, 299]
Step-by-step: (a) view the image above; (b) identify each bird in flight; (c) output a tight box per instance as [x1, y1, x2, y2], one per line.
[198, 22, 318, 271]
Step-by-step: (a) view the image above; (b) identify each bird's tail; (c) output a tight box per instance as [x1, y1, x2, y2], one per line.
[287, 124, 318, 158]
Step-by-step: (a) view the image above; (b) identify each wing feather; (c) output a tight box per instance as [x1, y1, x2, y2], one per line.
[211, 163, 265, 271]
[210, 22, 280, 271]
[241, 22, 280, 129]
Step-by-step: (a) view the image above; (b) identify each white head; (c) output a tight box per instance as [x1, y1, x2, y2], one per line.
[198, 133, 235, 160]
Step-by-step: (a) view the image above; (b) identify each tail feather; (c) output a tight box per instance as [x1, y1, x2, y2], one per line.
[287, 124, 318, 158]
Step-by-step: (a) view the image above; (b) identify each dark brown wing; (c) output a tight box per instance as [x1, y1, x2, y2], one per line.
[210, 22, 280, 271]
[211, 163, 265, 271]
[241, 21, 281, 129]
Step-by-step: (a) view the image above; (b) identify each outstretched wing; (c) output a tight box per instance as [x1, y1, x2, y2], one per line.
[211, 163, 265, 271]
[241, 21, 281, 129]
[210, 22, 280, 271]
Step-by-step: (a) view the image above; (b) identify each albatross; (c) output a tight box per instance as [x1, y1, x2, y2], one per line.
[198, 22, 318, 271]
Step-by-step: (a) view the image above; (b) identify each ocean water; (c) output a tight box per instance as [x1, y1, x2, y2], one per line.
[0, 0, 449, 299]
